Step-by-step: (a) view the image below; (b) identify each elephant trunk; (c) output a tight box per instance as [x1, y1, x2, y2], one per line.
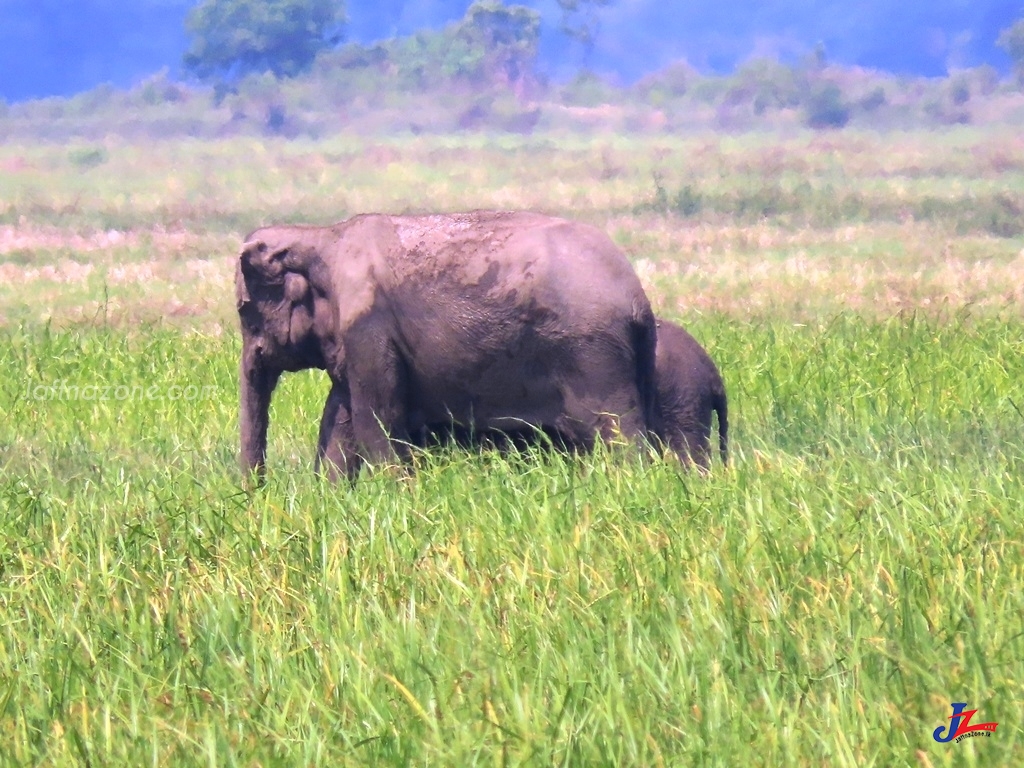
[240, 346, 280, 483]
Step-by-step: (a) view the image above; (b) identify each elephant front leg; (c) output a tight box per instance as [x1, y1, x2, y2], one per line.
[346, 330, 412, 467]
[350, 376, 413, 466]
[315, 379, 362, 481]
[240, 351, 281, 484]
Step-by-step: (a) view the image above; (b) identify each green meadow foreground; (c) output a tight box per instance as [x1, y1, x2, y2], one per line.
[1, 130, 1023, 764]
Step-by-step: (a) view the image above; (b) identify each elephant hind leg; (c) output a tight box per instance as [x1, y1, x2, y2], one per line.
[557, 349, 652, 450]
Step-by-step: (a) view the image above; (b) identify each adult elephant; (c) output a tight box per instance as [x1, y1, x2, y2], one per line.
[236, 211, 659, 480]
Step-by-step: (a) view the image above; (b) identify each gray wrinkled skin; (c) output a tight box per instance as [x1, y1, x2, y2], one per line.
[653, 320, 728, 468]
[411, 318, 729, 468]
[235, 211, 658, 481]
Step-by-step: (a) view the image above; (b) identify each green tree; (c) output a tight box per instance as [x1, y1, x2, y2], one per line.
[997, 17, 1024, 86]
[183, 0, 346, 83]
[455, 2, 540, 87]
[383, 2, 540, 91]
[556, 0, 612, 64]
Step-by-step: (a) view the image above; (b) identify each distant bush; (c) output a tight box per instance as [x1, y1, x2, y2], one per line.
[633, 60, 696, 105]
[805, 83, 850, 128]
[923, 84, 972, 125]
[65, 83, 120, 116]
[135, 69, 188, 106]
[857, 86, 887, 112]
[560, 71, 617, 106]
[648, 174, 705, 215]
[67, 146, 108, 168]
[723, 58, 804, 115]
[686, 76, 730, 106]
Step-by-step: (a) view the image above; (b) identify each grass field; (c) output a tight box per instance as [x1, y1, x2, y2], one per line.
[1, 128, 1023, 765]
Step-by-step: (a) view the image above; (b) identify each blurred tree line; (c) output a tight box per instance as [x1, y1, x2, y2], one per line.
[183, 0, 346, 82]
[2, 0, 1024, 139]
[180, 0, 587, 92]
[2, 0, 1024, 102]
[999, 17, 1024, 84]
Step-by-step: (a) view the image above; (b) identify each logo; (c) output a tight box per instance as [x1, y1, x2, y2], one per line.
[933, 702, 998, 743]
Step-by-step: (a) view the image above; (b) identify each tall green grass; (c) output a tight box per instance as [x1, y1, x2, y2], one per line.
[2, 314, 1021, 764]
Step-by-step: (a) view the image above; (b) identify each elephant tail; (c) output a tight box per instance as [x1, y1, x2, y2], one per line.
[713, 380, 729, 465]
[630, 304, 660, 440]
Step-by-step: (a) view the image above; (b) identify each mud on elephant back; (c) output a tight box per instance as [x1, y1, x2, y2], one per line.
[235, 210, 660, 482]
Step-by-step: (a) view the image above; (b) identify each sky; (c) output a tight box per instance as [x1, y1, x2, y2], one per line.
[0, 0, 1021, 102]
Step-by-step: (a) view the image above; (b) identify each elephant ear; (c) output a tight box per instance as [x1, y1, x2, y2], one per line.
[240, 239, 290, 280]
[235, 259, 252, 308]
[235, 241, 264, 308]
[241, 239, 267, 260]
[237, 239, 277, 308]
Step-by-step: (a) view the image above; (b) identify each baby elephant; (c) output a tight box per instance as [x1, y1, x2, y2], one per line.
[654, 319, 728, 468]
[410, 318, 728, 468]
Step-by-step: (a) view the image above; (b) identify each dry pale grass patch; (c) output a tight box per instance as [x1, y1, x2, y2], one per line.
[615, 217, 1024, 318]
[0, 259, 95, 286]
[0, 225, 237, 327]
[0, 224, 232, 261]
[2, 130, 1022, 326]
[2, 217, 1021, 326]
[0, 224, 135, 256]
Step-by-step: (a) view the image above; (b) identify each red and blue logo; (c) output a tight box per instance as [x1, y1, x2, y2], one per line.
[933, 702, 998, 743]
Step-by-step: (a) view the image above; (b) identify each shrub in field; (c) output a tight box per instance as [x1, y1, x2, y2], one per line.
[857, 85, 888, 112]
[948, 192, 1024, 237]
[67, 145, 108, 169]
[558, 70, 619, 107]
[805, 82, 851, 128]
[646, 174, 705, 216]
[134, 69, 189, 107]
[633, 60, 697, 105]
[721, 57, 805, 116]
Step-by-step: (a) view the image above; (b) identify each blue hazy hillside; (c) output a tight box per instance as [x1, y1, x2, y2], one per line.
[1, 0, 1020, 102]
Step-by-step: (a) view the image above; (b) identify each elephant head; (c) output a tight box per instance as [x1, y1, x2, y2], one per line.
[236, 227, 343, 480]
